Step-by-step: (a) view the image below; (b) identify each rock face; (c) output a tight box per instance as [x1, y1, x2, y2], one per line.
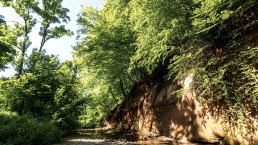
[107, 68, 258, 145]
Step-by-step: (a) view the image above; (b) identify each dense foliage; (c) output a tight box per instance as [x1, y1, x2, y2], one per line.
[0, 0, 257, 143]
[75, 1, 139, 127]
[0, 0, 72, 76]
[76, 0, 257, 133]
[189, 0, 258, 130]
[0, 15, 15, 69]
[0, 111, 60, 145]
[0, 51, 84, 131]
[0, 0, 83, 144]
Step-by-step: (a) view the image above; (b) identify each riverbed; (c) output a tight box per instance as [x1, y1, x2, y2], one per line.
[54, 128, 215, 145]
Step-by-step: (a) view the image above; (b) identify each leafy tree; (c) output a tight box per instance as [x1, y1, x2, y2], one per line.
[1, 0, 39, 76]
[129, 0, 195, 73]
[1, 51, 60, 116]
[75, 0, 139, 126]
[37, 0, 73, 52]
[0, 15, 15, 69]
[0, 51, 84, 131]
[52, 61, 85, 131]
[0, 0, 72, 76]
[0, 0, 80, 133]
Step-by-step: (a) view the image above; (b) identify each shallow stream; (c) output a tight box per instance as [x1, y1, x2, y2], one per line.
[54, 129, 216, 145]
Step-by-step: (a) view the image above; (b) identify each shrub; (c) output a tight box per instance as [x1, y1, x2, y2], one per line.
[0, 111, 61, 145]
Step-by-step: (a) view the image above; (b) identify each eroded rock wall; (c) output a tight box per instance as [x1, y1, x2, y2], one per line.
[107, 75, 258, 144]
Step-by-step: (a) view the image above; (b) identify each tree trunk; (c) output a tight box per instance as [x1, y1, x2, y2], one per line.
[18, 15, 29, 77]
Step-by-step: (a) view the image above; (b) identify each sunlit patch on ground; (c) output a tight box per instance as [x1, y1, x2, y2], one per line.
[68, 139, 106, 143]
[63, 138, 133, 144]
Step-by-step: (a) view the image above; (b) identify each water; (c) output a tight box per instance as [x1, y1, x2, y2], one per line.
[54, 129, 216, 145]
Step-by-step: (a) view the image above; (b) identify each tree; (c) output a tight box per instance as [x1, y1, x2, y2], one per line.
[0, 15, 16, 69]
[75, 1, 139, 126]
[1, 51, 60, 116]
[52, 61, 85, 131]
[0, 0, 72, 76]
[0, 51, 84, 131]
[37, 0, 73, 52]
[129, 0, 195, 73]
[1, 0, 39, 76]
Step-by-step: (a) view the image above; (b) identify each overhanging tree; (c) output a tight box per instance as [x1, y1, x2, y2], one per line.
[75, 0, 139, 126]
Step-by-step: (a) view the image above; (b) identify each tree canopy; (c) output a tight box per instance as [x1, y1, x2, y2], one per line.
[0, 0, 257, 144]
[0, 1, 82, 142]
[0, 0, 72, 76]
[75, 0, 258, 131]
[0, 15, 15, 69]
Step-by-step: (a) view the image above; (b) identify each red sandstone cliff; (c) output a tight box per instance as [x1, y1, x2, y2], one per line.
[107, 67, 258, 144]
